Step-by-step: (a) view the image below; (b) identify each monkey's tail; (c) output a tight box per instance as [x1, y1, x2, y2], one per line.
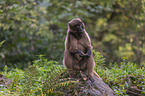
[93, 70, 100, 78]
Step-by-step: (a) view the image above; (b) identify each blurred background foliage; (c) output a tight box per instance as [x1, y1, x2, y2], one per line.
[0, 0, 145, 69]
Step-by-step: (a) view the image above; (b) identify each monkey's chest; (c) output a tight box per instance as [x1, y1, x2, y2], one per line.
[76, 41, 86, 52]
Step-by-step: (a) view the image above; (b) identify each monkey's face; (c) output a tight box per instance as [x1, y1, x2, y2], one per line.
[69, 19, 85, 39]
[73, 23, 84, 32]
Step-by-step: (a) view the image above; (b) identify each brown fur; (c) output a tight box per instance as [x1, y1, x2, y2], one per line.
[63, 18, 100, 82]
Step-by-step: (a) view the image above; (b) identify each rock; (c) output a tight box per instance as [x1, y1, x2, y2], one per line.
[77, 74, 117, 96]
[56, 71, 118, 96]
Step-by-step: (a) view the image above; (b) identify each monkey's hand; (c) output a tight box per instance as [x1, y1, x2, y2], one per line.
[86, 49, 91, 58]
[69, 49, 79, 54]
[78, 50, 86, 57]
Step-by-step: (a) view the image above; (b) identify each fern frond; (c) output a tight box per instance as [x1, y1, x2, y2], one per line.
[43, 65, 82, 95]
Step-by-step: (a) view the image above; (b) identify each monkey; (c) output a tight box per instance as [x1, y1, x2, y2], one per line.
[63, 18, 100, 82]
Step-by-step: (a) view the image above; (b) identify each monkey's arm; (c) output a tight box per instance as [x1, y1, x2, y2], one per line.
[84, 38, 93, 58]
[78, 38, 92, 58]
[69, 49, 79, 53]
[77, 49, 91, 58]
[69, 49, 83, 61]
[78, 31, 93, 58]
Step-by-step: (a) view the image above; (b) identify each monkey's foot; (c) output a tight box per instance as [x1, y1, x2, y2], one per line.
[80, 71, 87, 81]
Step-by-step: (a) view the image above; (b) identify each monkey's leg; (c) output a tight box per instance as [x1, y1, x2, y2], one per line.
[79, 57, 87, 71]
[63, 50, 80, 78]
[63, 50, 73, 69]
[70, 59, 80, 78]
